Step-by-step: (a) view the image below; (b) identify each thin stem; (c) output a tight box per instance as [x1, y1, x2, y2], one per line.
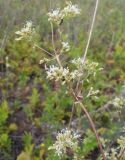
[50, 22, 62, 68]
[118, 147, 125, 160]
[78, 102, 106, 160]
[68, 103, 75, 128]
[68, 89, 106, 159]
[50, 22, 57, 54]
[34, 44, 53, 56]
[75, 0, 99, 94]
[82, 0, 99, 63]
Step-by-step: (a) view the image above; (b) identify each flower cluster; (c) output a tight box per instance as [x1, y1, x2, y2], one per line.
[46, 65, 78, 84]
[99, 126, 125, 160]
[47, 8, 64, 24]
[61, 41, 70, 52]
[48, 128, 80, 157]
[47, 1, 81, 24]
[87, 87, 99, 98]
[39, 58, 50, 64]
[63, 1, 81, 17]
[71, 57, 83, 68]
[71, 57, 102, 77]
[85, 60, 102, 76]
[111, 97, 125, 109]
[117, 136, 125, 149]
[99, 148, 118, 160]
[15, 21, 35, 41]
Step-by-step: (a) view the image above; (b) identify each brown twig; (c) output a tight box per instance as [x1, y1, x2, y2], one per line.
[68, 102, 75, 128]
[69, 89, 106, 160]
[79, 102, 106, 160]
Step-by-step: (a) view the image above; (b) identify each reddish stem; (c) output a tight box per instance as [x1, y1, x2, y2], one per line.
[79, 102, 106, 160]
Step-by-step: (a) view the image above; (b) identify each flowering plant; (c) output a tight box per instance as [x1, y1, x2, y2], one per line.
[15, 1, 106, 159]
[48, 128, 80, 158]
[15, 21, 35, 41]
[15, 1, 125, 160]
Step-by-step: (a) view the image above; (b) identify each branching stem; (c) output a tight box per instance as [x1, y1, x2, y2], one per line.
[50, 22, 62, 68]
[82, 0, 99, 63]
[34, 44, 53, 56]
[76, 0, 100, 93]
[68, 89, 106, 160]
[78, 102, 106, 160]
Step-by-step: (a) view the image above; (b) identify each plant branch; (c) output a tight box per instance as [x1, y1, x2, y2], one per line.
[50, 22, 62, 68]
[68, 89, 106, 160]
[78, 102, 106, 160]
[34, 44, 53, 56]
[68, 102, 75, 128]
[75, 0, 100, 93]
[82, 0, 99, 63]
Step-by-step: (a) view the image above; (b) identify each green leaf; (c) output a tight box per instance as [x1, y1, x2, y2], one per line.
[82, 130, 98, 156]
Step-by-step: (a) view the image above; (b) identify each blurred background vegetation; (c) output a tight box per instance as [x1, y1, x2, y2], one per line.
[0, 0, 125, 159]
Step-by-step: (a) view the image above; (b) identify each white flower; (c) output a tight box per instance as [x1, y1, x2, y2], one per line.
[15, 21, 35, 41]
[46, 65, 78, 84]
[87, 87, 99, 97]
[47, 2, 81, 24]
[117, 136, 125, 148]
[111, 97, 125, 109]
[48, 128, 80, 157]
[62, 41, 70, 52]
[85, 60, 100, 76]
[70, 70, 78, 79]
[47, 8, 64, 24]
[62, 1, 81, 17]
[72, 58, 103, 79]
[46, 65, 69, 81]
[71, 57, 83, 68]
[39, 58, 49, 64]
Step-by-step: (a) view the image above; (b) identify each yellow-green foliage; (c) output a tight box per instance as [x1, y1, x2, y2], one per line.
[29, 88, 40, 108]
[0, 0, 125, 160]
[0, 133, 11, 148]
[0, 100, 9, 126]
[17, 152, 31, 160]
